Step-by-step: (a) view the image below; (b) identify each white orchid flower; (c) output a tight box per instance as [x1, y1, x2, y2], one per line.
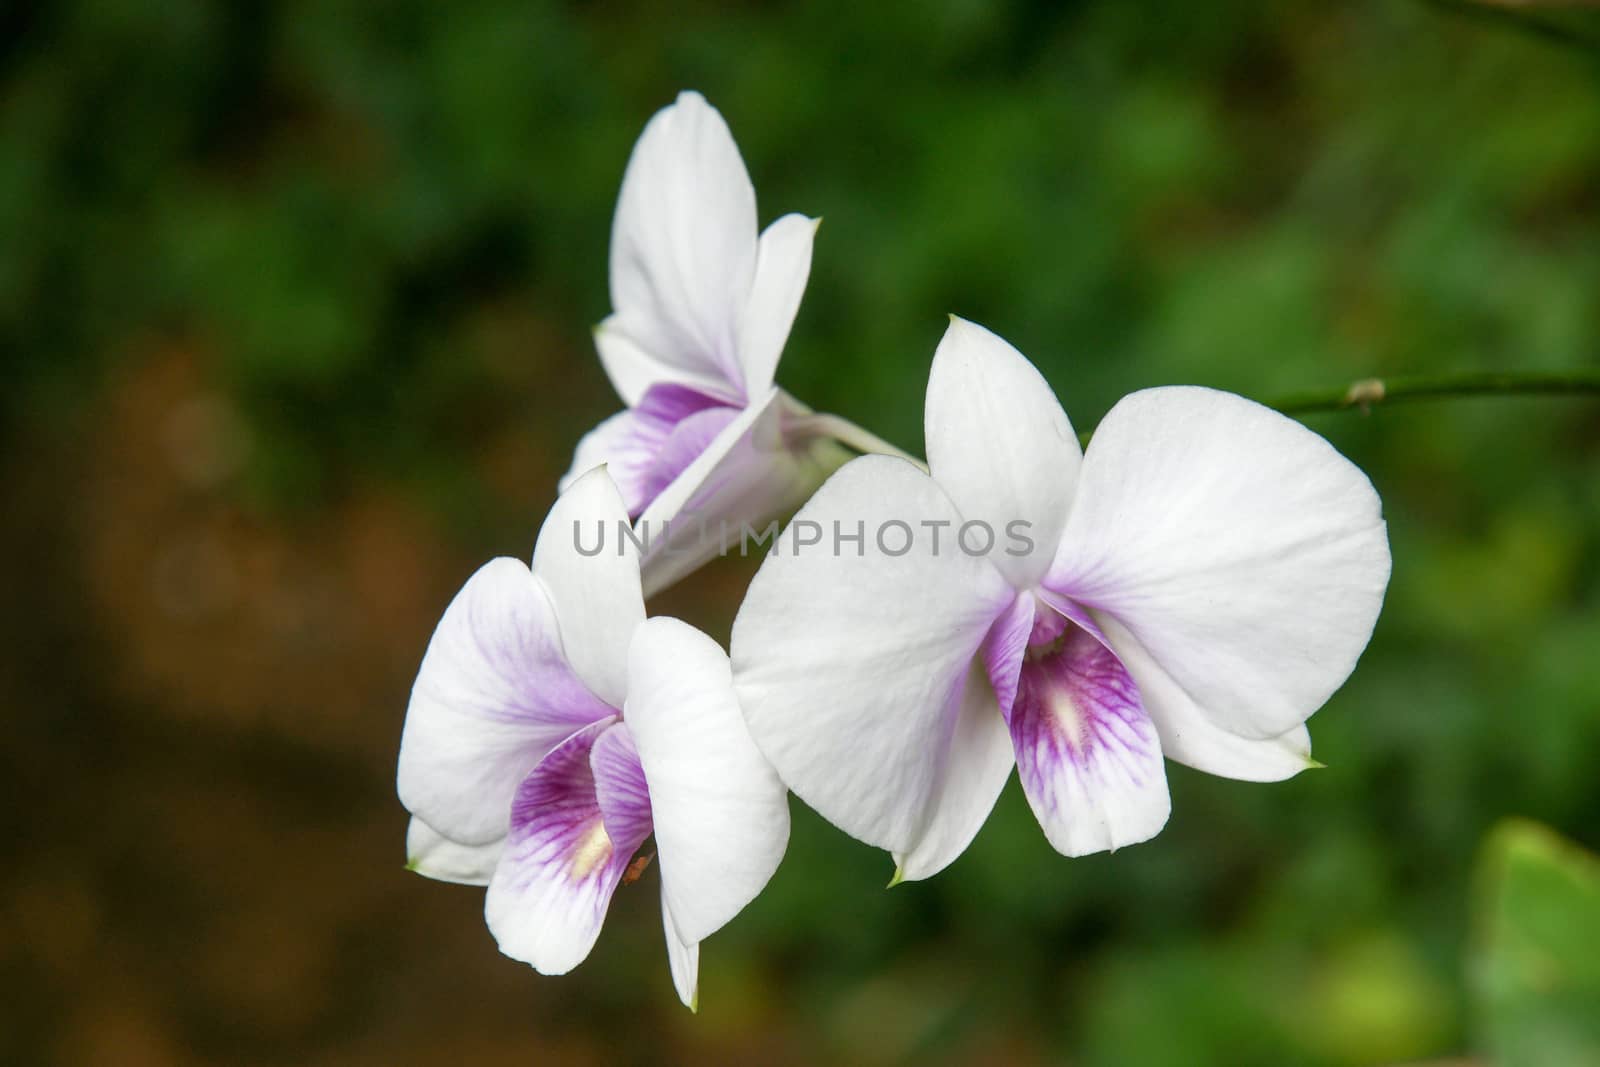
[563, 90, 900, 597]
[397, 467, 788, 1009]
[731, 317, 1391, 882]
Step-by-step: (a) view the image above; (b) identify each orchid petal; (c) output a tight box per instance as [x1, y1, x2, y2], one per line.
[639, 405, 743, 510]
[405, 817, 503, 886]
[1094, 613, 1315, 781]
[924, 317, 1082, 588]
[737, 213, 818, 395]
[562, 408, 637, 499]
[662, 888, 701, 1011]
[485, 719, 646, 975]
[397, 558, 614, 844]
[626, 617, 789, 944]
[980, 592, 1036, 723]
[531, 466, 645, 709]
[594, 317, 735, 409]
[609, 91, 758, 396]
[732, 455, 1015, 856]
[1010, 625, 1170, 856]
[634, 387, 850, 598]
[590, 723, 654, 846]
[891, 663, 1015, 882]
[1046, 386, 1391, 740]
[560, 385, 733, 517]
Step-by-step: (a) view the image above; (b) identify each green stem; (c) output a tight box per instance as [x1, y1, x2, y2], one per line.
[788, 411, 930, 472]
[1072, 369, 1600, 446]
[807, 372, 1600, 454]
[1263, 369, 1600, 417]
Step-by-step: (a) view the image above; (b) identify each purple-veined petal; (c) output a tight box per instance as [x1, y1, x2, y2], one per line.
[560, 384, 735, 518]
[485, 719, 649, 975]
[662, 887, 701, 1011]
[626, 617, 789, 944]
[636, 405, 743, 513]
[737, 213, 818, 396]
[397, 558, 615, 844]
[924, 317, 1083, 588]
[981, 592, 1036, 723]
[634, 387, 850, 598]
[1046, 386, 1391, 740]
[608, 91, 758, 397]
[1094, 612, 1315, 781]
[891, 663, 1015, 882]
[1010, 623, 1170, 856]
[1033, 592, 1314, 779]
[1036, 588, 1312, 780]
[531, 466, 645, 709]
[731, 454, 1015, 858]
[590, 722, 653, 846]
[405, 817, 503, 886]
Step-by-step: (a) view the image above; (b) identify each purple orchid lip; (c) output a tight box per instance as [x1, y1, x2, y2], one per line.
[484, 718, 657, 976]
[1013, 620, 1149, 776]
[507, 721, 649, 894]
[1026, 599, 1070, 647]
[626, 385, 743, 518]
[582, 382, 743, 519]
[592, 721, 655, 849]
[1004, 604, 1170, 856]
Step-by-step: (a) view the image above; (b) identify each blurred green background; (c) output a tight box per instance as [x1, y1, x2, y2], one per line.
[4, 1, 1599, 1064]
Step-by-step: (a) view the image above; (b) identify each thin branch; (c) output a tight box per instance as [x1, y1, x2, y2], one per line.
[787, 412, 930, 472]
[1264, 369, 1600, 416]
[1071, 368, 1600, 446]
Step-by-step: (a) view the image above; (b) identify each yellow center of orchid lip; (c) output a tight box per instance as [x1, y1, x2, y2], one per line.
[1047, 685, 1089, 749]
[570, 818, 614, 880]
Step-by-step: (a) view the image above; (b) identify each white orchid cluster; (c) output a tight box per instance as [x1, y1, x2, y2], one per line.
[396, 92, 1393, 1010]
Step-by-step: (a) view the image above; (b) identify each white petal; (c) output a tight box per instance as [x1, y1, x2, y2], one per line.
[736, 213, 818, 395]
[485, 720, 645, 975]
[625, 617, 789, 944]
[731, 455, 1015, 856]
[662, 889, 701, 1011]
[561, 408, 646, 502]
[594, 317, 735, 409]
[1046, 386, 1391, 739]
[397, 558, 614, 844]
[634, 387, 850, 598]
[1094, 612, 1315, 781]
[924, 317, 1083, 588]
[609, 91, 758, 396]
[531, 466, 645, 708]
[1010, 624, 1170, 856]
[405, 817, 503, 886]
[891, 664, 1015, 882]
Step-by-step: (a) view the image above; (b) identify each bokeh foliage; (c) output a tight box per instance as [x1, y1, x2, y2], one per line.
[1472, 820, 1600, 1067]
[3, 1, 1599, 1064]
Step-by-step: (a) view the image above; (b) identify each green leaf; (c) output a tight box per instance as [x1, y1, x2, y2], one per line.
[1471, 818, 1600, 1067]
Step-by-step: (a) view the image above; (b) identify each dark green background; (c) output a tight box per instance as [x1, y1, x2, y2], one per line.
[4, 1, 1598, 1064]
